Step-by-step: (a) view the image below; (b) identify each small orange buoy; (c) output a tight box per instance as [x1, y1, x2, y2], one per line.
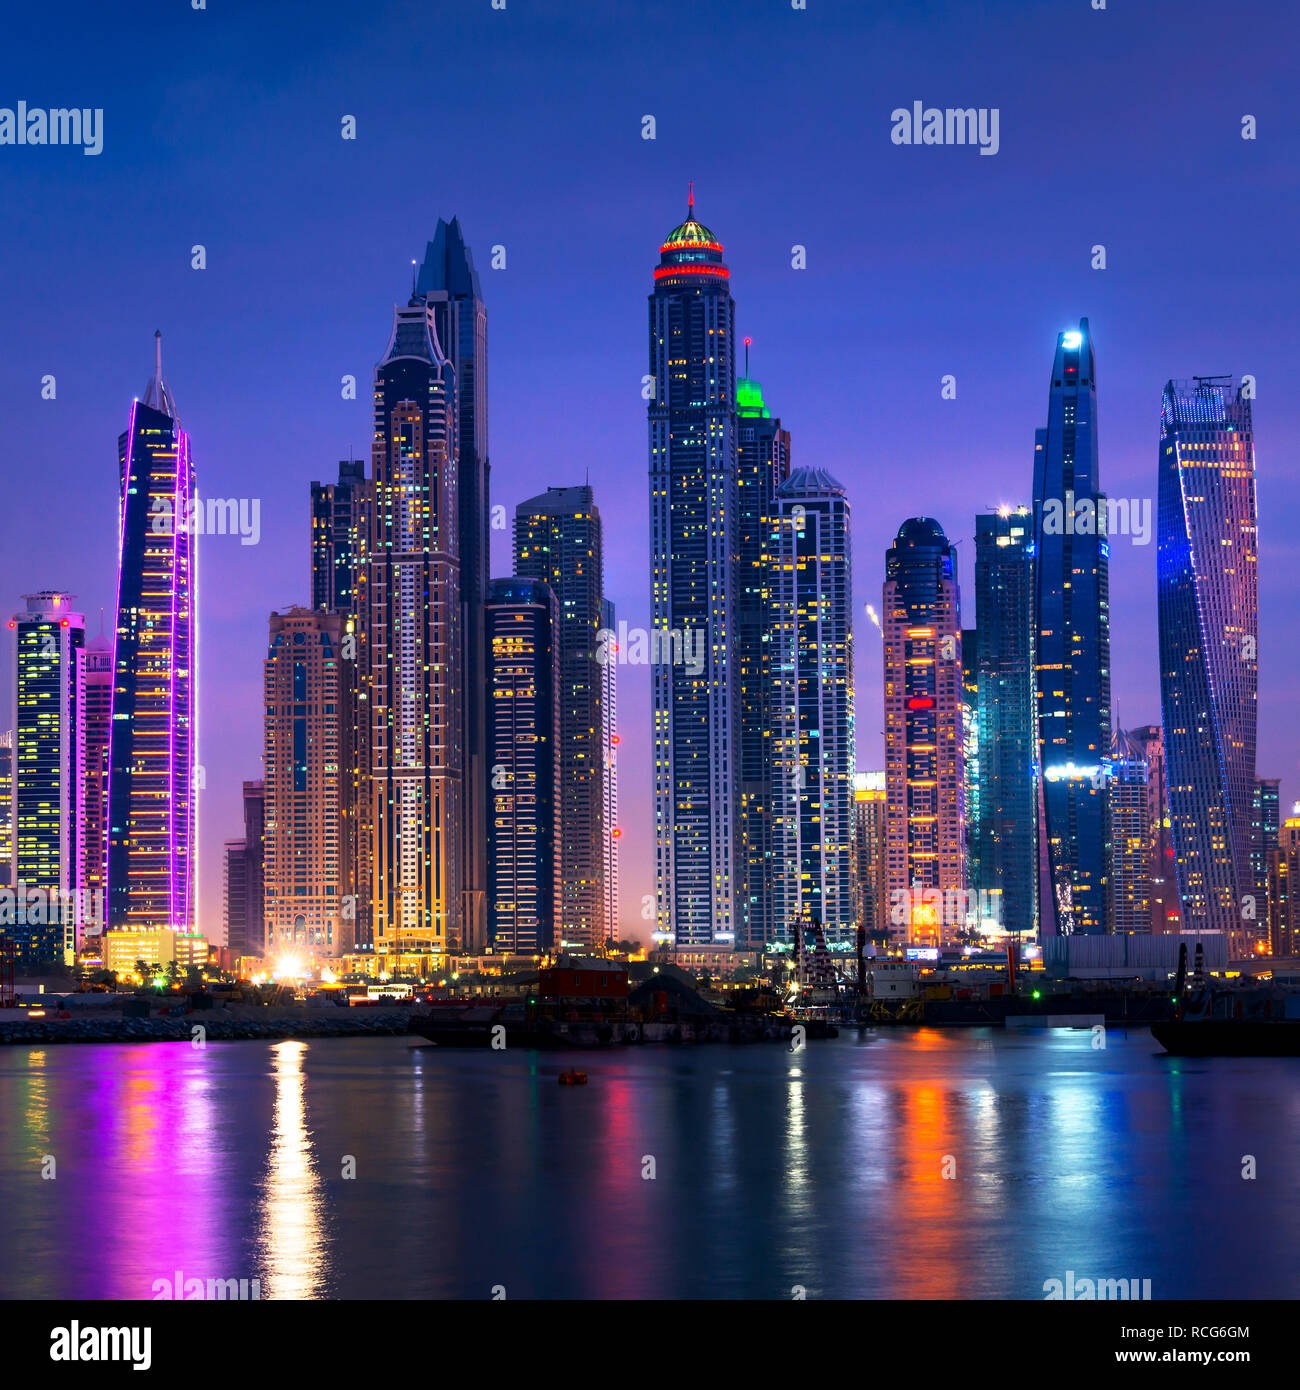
[558, 1070, 588, 1086]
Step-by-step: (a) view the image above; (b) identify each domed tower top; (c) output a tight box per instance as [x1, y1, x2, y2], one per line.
[655, 184, 729, 287]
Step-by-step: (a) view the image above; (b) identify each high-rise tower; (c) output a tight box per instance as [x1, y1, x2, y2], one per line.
[263, 607, 349, 960]
[600, 596, 620, 945]
[107, 334, 196, 934]
[8, 593, 86, 965]
[648, 192, 739, 950]
[1032, 320, 1111, 935]
[485, 576, 561, 955]
[974, 508, 1037, 938]
[770, 468, 854, 943]
[883, 519, 965, 946]
[1157, 377, 1258, 949]
[417, 219, 490, 956]
[514, 486, 606, 947]
[367, 288, 462, 964]
[735, 366, 791, 948]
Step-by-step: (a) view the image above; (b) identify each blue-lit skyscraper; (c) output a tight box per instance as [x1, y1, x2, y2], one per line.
[974, 508, 1038, 938]
[648, 193, 739, 950]
[1157, 377, 1258, 948]
[770, 468, 854, 944]
[1032, 320, 1111, 935]
[735, 366, 790, 948]
[417, 218, 490, 953]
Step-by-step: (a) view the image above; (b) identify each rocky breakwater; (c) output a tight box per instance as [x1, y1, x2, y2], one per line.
[0, 1005, 421, 1046]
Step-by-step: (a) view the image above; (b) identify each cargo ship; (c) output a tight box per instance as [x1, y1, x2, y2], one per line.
[1150, 942, 1300, 1057]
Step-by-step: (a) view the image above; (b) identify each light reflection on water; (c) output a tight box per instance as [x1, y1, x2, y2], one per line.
[0, 1028, 1295, 1300]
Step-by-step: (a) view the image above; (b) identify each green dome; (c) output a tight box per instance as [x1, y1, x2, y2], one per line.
[663, 216, 719, 247]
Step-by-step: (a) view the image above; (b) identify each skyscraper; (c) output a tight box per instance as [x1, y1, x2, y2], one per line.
[1157, 378, 1258, 950]
[485, 576, 560, 955]
[962, 624, 980, 896]
[852, 771, 887, 940]
[974, 508, 1038, 938]
[263, 607, 349, 960]
[0, 731, 11, 890]
[1108, 749, 1151, 934]
[1032, 320, 1111, 935]
[223, 839, 249, 956]
[648, 192, 739, 950]
[311, 458, 370, 948]
[367, 288, 462, 965]
[79, 635, 112, 940]
[417, 219, 490, 957]
[311, 458, 368, 616]
[600, 596, 620, 945]
[1252, 776, 1280, 924]
[1116, 725, 1177, 933]
[883, 519, 966, 946]
[107, 334, 196, 934]
[241, 779, 265, 955]
[1268, 817, 1300, 957]
[514, 486, 606, 947]
[735, 366, 791, 948]
[770, 468, 854, 943]
[8, 593, 86, 965]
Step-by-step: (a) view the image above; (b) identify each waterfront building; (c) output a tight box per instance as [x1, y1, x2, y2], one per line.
[366, 285, 462, 966]
[648, 192, 740, 951]
[1032, 320, 1111, 936]
[735, 366, 791, 949]
[1115, 725, 1177, 933]
[79, 636, 111, 939]
[0, 731, 10, 889]
[417, 219, 490, 956]
[1268, 818, 1300, 958]
[973, 508, 1037, 938]
[962, 625, 980, 899]
[514, 485, 606, 948]
[1157, 378, 1258, 951]
[600, 596, 620, 944]
[223, 839, 249, 955]
[485, 576, 561, 955]
[8, 593, 86, 965]
[882, 519, 966, 947]
[1108, 750, 1151, 933]
[240, 779, 265, 956]
[107, 333, 196, 933]
[852, 771, 887, 940]
[311, 458, 371, 947]
[1252, 776, 1280, 925]
[263, 607, 349, 960]
[102, 927, 207, 978]
[770, 468, 854, 944]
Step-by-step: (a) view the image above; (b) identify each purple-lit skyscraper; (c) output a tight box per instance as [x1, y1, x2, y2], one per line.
[106, 333, 196, 932]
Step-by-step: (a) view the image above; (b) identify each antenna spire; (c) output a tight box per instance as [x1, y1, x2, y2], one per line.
[744, 336, 751, 377]
[688, 180, 694, 218]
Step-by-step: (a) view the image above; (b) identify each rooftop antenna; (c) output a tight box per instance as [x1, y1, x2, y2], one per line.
[688, 180, 694, 218]
[410, 258, 418, 296]
[744, 337, 751, 377]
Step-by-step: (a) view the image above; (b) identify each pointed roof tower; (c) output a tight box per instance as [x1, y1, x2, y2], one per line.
[142, 330, 179, 420]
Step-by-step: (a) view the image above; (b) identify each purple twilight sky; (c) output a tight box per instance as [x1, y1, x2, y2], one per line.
[1, 0, 1297, 940]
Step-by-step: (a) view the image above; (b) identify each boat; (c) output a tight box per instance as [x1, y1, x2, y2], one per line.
[1150, 940, 1300, 1056]
[1151, 1019, 1300, 1057]
[558, 1071, 588, 1085]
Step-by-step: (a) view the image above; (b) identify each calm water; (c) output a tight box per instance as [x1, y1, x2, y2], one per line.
[1, 1027, 1295, 1300]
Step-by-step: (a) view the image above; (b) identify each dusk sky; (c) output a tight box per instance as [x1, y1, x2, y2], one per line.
[2, 0, 1297, 939]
